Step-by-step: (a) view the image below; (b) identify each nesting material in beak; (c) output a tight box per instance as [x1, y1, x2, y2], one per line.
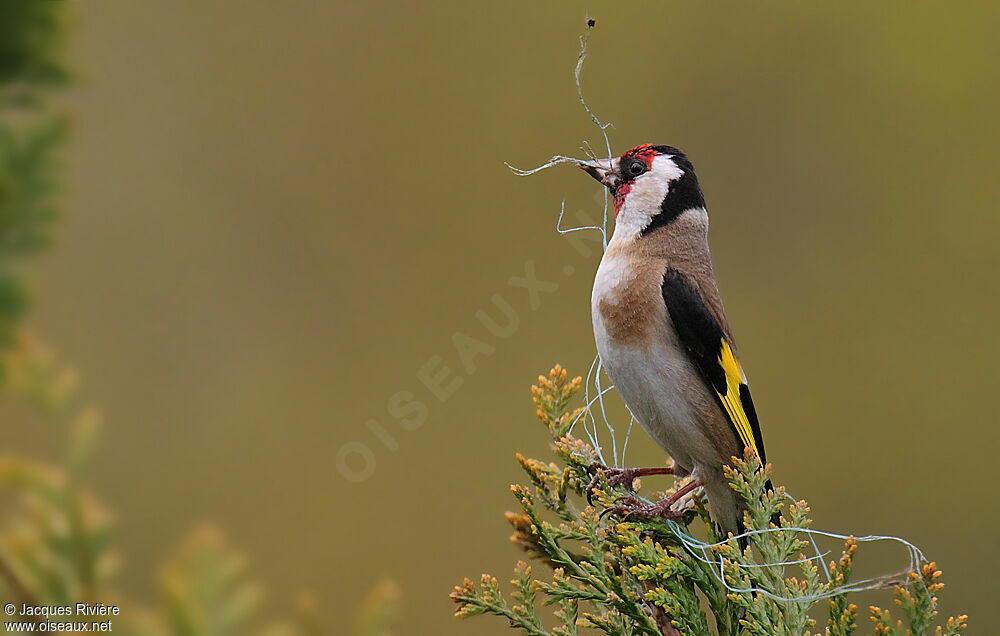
[580, 158, 619, 190]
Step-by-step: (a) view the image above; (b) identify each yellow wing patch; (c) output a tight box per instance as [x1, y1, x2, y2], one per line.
[716, 340, 759, 456]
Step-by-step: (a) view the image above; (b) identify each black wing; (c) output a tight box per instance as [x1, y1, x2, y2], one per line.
[661, 267, 767, 463]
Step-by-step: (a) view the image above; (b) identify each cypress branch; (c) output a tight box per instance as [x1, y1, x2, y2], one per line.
[450, 365, 968, 636]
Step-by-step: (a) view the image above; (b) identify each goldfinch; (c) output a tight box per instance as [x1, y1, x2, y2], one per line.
[580, 144, 769, 539]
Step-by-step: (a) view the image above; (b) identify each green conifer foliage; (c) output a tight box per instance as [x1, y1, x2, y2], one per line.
[452, 366, 968, 636]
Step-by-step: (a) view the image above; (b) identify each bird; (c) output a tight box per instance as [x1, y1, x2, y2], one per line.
[578, 143, 769, 541]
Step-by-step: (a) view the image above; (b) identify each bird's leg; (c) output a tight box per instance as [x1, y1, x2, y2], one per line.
[601, 478, 702, 521]
[585, 463, 674, 504]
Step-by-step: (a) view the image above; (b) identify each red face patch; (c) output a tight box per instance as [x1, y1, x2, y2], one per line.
[612, 182, 631, 216]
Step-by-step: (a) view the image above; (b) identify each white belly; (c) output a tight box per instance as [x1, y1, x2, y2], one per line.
[591, 256, 721, 473]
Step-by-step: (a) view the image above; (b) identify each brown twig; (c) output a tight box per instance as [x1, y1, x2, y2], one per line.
[642, 580, 683, 636]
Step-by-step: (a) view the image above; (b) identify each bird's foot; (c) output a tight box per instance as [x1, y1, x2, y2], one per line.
[598, 479, 701, 522]
[599, 495, 687, 522]
[585, 463, 674, 505]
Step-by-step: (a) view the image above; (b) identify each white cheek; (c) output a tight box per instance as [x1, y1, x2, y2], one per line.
[615, 156, 684, 241]
[627, 177, 669, 210]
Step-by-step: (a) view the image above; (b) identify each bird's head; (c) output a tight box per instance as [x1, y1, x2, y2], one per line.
[581, 144, 705, 238]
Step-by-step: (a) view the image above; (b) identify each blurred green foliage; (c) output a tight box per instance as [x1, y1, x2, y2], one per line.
[0, 3, 396, 634]
[0, 1, 68, 88]
[0, 1, 67, 357]
[0, 243, 342, 636]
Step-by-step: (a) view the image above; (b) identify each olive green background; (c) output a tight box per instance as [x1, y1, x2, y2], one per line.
[17, 1, 1000, 633]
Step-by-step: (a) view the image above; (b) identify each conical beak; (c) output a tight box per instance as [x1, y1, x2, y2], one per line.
[580, 158, 619, 190]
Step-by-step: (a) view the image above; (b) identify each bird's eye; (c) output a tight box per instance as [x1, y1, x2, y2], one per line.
[628, 161, 646, 177]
